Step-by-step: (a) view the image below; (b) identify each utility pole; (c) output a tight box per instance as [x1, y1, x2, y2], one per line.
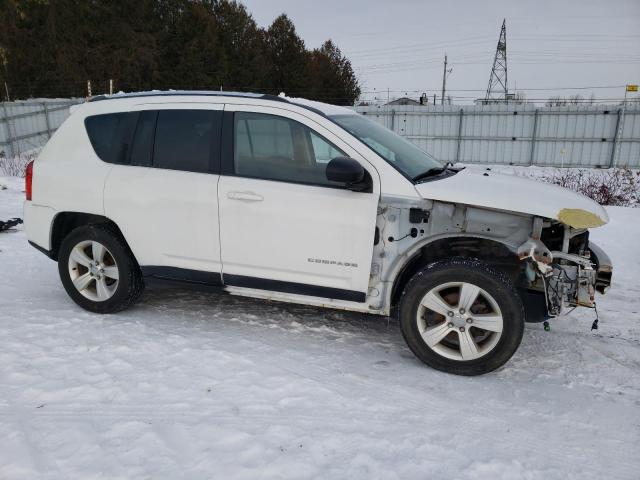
[441, 54, 447, 105]
[441, 54, 453, 105]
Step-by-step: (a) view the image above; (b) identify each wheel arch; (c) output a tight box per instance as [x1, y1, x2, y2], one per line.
[50, 212, 129, 261]
[388, 234, 522, 307]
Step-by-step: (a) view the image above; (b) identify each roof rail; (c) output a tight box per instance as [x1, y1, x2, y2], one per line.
[88, 90, 285, 103]
[86, 89, 330, 118]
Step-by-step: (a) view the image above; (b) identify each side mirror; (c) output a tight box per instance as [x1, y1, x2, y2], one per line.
[326, 157, 371, 192]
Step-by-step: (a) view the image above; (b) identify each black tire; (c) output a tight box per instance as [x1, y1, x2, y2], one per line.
[58, 224, 144, 314]
[399, 257, 525, 376]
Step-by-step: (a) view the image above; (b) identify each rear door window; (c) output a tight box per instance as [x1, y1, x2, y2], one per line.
[153, 110, 218, 173]
[129, 111, 157, 167]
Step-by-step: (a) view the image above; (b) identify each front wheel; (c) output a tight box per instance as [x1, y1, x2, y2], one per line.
[399, 257, 525, 375]
[58, 224, 144, 314]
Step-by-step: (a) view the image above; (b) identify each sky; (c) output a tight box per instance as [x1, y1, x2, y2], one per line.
[241, 0, 640, 104]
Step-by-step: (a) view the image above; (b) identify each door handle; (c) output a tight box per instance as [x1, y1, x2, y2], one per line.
[227, 191, 264, 202]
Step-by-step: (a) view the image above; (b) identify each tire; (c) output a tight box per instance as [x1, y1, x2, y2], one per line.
[399, 257, 525, 376]
[58, 224, 144, 314]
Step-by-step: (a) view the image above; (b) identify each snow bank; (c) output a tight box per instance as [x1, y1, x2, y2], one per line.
[0, 178, 638, 479]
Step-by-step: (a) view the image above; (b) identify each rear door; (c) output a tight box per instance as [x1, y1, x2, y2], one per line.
[217, 105, 380, 301]
[103, 103, 224, 283]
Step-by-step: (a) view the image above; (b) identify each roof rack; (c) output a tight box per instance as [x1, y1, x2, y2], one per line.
[88, 90, 288, 103]
[86, 89, 330, 118]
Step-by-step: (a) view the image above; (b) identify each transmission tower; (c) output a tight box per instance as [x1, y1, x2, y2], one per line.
[485, 19, 508, 102]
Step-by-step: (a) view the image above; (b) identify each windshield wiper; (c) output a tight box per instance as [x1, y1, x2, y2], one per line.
[412, 162, 454, 182]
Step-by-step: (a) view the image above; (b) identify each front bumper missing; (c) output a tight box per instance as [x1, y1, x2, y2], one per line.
[518, 237, 612, 317]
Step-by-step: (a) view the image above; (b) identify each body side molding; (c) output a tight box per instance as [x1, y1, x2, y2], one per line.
[141, 266, 223, 286]
[223, 274, 366, 303]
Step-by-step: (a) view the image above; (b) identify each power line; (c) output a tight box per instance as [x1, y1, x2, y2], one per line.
[357, 59, 640, 75]
[345, 35, 495, 56]
[6, 81, 632, 95]
[6, 78, 637, 105]
[357, 85, 628, 93]
[346, 33, 640, 59]
[353, 51, 640, 73]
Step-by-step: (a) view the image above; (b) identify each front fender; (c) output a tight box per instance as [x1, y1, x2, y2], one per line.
[589, 242, 613, 294]
[384, 233, 521, 309]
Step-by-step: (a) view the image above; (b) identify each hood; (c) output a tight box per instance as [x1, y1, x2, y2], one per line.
[414, 169, 609, 229]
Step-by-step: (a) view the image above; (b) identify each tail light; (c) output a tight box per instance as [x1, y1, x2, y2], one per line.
[25, 160, 34, 201]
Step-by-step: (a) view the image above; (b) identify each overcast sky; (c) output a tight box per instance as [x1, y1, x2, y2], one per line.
[241, 0, 640, 104]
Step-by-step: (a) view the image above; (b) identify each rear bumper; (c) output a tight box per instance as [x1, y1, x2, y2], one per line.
[23, 201, 56, 252]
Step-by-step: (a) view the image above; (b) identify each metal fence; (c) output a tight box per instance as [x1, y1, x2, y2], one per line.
[0, 99, 84, 158]
[353, 103, 640, 168]
[2, 99, 639, 168]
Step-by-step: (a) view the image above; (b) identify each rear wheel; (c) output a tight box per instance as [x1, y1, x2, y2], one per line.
[58, 224, 144, 313]
[399, 257, 524, 375]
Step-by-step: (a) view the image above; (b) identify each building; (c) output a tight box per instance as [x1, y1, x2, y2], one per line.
[385, 97, 422, 106]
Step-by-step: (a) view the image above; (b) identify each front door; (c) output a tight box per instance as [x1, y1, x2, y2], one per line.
[217, 105, 379, 301]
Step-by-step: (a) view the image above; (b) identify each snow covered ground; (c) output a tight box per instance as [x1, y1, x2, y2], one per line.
[1, 175, 639, 479]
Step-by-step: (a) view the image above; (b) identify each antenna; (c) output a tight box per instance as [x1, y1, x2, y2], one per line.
[485, 19, 508, 102]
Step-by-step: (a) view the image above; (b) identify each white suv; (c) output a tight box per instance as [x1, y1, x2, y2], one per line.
[24, 91, 612, 375]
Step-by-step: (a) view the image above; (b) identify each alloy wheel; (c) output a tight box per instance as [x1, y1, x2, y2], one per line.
[416, 281, 504, 361]
[67, 240, 120, 302]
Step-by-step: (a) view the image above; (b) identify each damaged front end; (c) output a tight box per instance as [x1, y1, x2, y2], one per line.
[518, 217, 612, 317]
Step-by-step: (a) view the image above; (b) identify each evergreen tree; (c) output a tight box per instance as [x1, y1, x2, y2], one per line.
[211, 0, 266, 91]
[153, 0, 222, 90]
[306, 40, 360, 105]
[0, 0, 361, 104]
[264, 14, 308, 95]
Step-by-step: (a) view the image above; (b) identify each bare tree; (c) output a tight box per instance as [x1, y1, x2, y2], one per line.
[546, 96, 567, 107]
[567, 94, 584, 105]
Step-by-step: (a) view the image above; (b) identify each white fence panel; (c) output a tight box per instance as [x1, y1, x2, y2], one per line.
[354, 104, 640, 168]
[0, 99, 84, 158]
[1, 99, 639, 169]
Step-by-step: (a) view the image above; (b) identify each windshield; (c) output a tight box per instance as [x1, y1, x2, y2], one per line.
[329, 114, 442, 179]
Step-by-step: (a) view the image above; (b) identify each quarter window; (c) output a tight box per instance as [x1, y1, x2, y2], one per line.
[234, 112, 347, 186]
[85, 112, 135, 164]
